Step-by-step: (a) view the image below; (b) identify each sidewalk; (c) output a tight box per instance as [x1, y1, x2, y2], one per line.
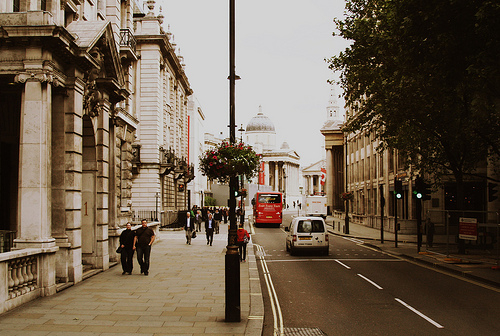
[0, 223, 264, 336]
[327, 217, 500, 289]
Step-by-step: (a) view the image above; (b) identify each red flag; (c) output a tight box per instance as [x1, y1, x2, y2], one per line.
[320, 168, 326, 185]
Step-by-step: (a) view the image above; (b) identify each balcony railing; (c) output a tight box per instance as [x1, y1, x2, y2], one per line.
[119, 29, 137, 54]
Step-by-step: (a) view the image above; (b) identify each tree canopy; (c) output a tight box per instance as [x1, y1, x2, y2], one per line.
[328, 0, 500, 184]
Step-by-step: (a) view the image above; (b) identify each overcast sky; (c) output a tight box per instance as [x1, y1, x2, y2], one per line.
[156, 0, 349, 167]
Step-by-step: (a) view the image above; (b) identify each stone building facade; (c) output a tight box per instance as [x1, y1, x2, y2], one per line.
[130, 3, 193, 226]
[244, 107, 301, 208]
[323, 89, 499, 236]
[0, 0, 193, 313]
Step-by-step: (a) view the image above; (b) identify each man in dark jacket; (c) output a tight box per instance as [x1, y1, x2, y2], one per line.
[133, 219, 155, 276]
[205, 213, 215, 246]
[184, 211, 195, 245]
[119, 222, 135, 275]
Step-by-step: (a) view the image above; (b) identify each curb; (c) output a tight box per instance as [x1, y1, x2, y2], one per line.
[396, 253, 500, 290]
[245, 241, 264, 336]
[328, 228, 500, 290]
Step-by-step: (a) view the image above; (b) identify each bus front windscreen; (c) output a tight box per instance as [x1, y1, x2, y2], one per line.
[258, 194, 281, 204]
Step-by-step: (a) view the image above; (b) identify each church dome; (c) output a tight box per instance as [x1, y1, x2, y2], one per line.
[246, 108, 275, 133]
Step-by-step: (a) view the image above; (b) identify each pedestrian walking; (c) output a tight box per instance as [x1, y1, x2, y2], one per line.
[184, 211, 195, 245]
[237, 224, 250, 262]
[236, 208, 242, 225]
[195, 209, 203, 232]
[214, 209, 222, 234]
[205, 213, 215, 246]
[134, 219, 155, 276]
[119, 222, 135, 275]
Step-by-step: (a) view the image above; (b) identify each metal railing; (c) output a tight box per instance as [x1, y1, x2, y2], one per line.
[425, 210, 499, 266]
[132, 210, 159, 223]
[119, 29, 137, 54]
[0, 230, 16, 253]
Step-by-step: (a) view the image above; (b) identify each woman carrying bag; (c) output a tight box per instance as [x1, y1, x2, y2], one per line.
[236, 224, 250, 262]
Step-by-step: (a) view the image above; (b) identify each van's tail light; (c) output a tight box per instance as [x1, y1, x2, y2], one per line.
[325, 234, 329, 241]
[292, 235, 297, 242]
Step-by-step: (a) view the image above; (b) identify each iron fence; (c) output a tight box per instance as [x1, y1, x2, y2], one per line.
[0, 230, 16, 253]
[424, 210, 499, 267]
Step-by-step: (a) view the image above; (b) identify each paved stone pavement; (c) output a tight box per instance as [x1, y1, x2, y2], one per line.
[0, 223, 264, 336]
[327, 217, 500, 289]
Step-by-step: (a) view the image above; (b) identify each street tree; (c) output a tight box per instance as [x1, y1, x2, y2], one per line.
[328, 0, 500, 206]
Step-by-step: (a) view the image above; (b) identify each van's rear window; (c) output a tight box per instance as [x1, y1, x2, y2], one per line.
[297, 220, 325, 233]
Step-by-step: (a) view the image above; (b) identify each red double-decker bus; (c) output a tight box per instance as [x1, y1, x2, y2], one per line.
[252, 192, 283, 228]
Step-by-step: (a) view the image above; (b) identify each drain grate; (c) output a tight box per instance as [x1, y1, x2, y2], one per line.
[284, 327, 327, 336]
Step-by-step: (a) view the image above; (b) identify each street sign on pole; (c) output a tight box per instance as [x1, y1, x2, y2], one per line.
[459, 217, 478, 241]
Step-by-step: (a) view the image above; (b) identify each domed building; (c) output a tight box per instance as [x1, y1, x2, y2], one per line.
[243, 106, 301, 209]
[245, 107, 276, 152]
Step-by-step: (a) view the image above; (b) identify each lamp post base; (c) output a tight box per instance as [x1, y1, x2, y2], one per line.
[225, 244, 241, 322]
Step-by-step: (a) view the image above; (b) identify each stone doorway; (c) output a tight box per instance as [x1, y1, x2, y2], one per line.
[0, 82, 21, 237]
[82, 115, 97, 268]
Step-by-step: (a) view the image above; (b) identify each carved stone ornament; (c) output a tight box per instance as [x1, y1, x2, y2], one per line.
[83, 48, 105, 117]
[14, 72, 55, 84]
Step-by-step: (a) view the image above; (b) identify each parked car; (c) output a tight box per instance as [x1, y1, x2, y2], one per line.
[285, 216, 329, 255]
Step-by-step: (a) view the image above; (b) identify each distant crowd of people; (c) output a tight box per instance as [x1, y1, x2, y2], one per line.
[117, 206, 251, 276]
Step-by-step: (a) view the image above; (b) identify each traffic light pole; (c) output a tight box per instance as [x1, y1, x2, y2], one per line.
[380, 185, 384, 244]
[416, 198, 422, 253]
[394, 177, 398, 248]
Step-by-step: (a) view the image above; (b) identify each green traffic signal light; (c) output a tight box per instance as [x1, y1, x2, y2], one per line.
[414, 177, 431, 201]
[394, 180, 403, 199]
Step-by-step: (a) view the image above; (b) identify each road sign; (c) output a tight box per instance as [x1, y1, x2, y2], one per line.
[459, 217, 477, 241]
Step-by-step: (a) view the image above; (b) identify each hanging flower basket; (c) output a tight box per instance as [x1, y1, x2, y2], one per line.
[341, 192, 354, 201]
[199, 141, 262, 184]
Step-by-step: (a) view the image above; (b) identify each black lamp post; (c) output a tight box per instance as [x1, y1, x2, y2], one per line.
[225, 0, 241, 323]
[155, 192, 159, 221]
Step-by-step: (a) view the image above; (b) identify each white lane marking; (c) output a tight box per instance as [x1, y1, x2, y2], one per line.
[357, 274, 383, 289]
[255, 244, 284, 336]
[395, 298, 444, 329]
[265, 258, 402, 263]
[341, 236, 365, 244]
[335, 259, 351, 269]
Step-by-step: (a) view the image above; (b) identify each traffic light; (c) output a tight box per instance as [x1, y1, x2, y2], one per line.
[488, 182, 498, 202]
[414, 177, 431, 201]
[178, 183, 185, 192]
[234, 190, 240, 197]
[394, 180, 403, 199]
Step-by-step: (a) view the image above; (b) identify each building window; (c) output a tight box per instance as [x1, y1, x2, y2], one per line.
[41, 0, 47, 11]
[13, 0, 20, 12]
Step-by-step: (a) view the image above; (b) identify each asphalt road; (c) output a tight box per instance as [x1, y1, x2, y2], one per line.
[252, 212, 500, 336]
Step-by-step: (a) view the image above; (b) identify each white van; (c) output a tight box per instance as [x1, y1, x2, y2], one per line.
[305, 196, 327, 218]
[285, 216, 329, 255]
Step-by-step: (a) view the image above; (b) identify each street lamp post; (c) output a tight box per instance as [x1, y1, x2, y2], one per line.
[225, 0, 241, 323]
[238, 124, 245, 142]
[155, 192, 159, 221]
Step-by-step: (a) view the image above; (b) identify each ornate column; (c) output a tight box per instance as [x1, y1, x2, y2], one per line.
[326, 148, 334, 213]
[15, 71, 57, 249]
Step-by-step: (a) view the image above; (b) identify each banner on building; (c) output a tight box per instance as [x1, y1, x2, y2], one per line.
[259, 162, 265, 185]
[320, 167, 326, 186]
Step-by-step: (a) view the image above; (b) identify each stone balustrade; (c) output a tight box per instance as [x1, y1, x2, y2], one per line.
[8, 256, 37, 299]
[1, 247, 57, 314]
